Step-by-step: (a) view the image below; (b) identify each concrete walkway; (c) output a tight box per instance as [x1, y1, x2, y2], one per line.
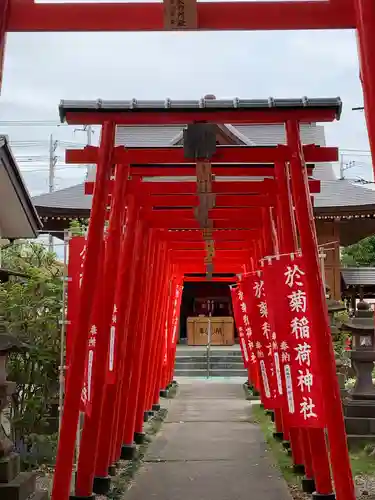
[126, 379, 291, 500]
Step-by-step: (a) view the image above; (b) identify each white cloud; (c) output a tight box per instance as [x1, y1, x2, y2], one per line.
[0, 27, 372, 193]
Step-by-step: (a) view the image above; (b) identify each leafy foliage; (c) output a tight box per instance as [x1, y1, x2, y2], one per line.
[69, 219, 88, 236]
[330, 308, 352, 382]
[16, 433, 58, 469]
[341, 235, 375, 267]
[0, 242, 62, 441]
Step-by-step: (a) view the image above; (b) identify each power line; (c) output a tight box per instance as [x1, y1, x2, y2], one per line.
[340, 148, 371, 153]
[48, 134, 58, 252]
[0, 120, 69, 126]
[9, 140, 87, 148]
[21, 171, 81, 175]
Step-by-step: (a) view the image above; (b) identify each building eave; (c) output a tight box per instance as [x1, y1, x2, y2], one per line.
[0, 136, 43, 239]
[59, 97, 343, 124]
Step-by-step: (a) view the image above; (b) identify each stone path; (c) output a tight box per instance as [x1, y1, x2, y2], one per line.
[125, 379, 291, 500]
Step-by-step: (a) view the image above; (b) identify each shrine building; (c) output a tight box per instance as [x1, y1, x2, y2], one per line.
[32, 107, 375, 346]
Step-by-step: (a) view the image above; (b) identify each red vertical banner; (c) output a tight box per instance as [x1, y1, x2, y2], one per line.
[230, 287, 250, 368]
[161, 278, 175, 388]
[107, 304, 117, 384]
[80, 324, 97, 416]
[264, 254, 325, 428]
[166, 282, 183, 383]
[170, 284, 183, 351]
[241, 272, 277, 409]
[67, 236, 106, 416]
[66, 236, 86, 367]
[67, 235, 93, 415]
[262, 260, 289, 411]
[163, 281, 174, 371]
[230, 285, 262, 389]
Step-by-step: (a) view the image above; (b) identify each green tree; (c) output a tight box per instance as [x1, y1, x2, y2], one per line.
[341, 235, 375, 267]
[0, 242, 62, 441]
[69, 218, 89, 236]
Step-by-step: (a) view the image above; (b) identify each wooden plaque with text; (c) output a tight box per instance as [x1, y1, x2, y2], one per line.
[163, 0, 198, 30]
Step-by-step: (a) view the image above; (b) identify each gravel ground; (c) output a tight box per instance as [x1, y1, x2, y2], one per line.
[34, 404, 171, 498]
[355, 475, 375, 499]
[37, 470, 375, 500]
[285, 474, 375, 500]
[288, 483, 310, 500]
[34, 391, 375, 500]
[36, 472, 53, 493]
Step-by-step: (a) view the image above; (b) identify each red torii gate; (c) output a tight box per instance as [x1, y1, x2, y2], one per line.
[2, 2, 371, 498]
[52, 96, 355, 500]
[3, 0, 374, 170]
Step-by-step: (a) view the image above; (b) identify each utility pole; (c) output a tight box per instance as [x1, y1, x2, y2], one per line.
[48, 134, 58, 252]
[86, 125, 93, 146]
[85, 125, 94, 179]
[339, 155, 356, 180]
[339, 154, 344, 179]
[74, 125, 94, 178]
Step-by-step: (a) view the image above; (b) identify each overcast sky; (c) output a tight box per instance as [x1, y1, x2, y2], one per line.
[0, 26, 373, 196]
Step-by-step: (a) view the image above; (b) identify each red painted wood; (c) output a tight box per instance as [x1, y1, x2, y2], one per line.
[68, 144, 338, 165]
[75, 164, 129, 496]
[168, 241, 247, 250]
[183, 276, 236, 282]
[0, 0, 9, 93]
[85, 179, 276, 196]
[287, 120, 355, 500]
[52, 122, 116, 500]
[64, 107, 340, 125]
[129, 166, 315, 177]
[8, 0, 354, 32]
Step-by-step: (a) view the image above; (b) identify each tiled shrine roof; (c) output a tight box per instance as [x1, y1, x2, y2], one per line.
[32, 122, 375, 215]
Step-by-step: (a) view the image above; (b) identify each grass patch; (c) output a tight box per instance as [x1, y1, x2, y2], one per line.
[350, 449, 375, 477]
[167, 384, 178, 399]
[252, 403, 375, 484]
[242, 382, 261, 401]
[251, 404, 301, 486]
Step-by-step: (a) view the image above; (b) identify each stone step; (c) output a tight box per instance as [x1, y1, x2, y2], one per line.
[0, 452, 20, 483]
[174, 356, 208, 363]
[174, 368, 247, 377]
[210, 360, 246, 369]
[176, 353, 243, 359]
[345, 416, 375, 435]
[210, 369, 247, 376]
[175, 362, 207, 370]
[0, 471, 37, 500]
[347, 434, 375, 450]
[344, 400, 375, 419]
[175, 356, 244, 364]
[175, 347, 246, 377]
[175, 351, 242, 358]
[175, 361, 245, 370]
[208, 355, 244, 362]
[30, 491, 49, 500]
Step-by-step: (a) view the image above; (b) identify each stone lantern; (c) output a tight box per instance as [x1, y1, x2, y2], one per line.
[341, 301, 375, 447]
[0, 315, 48, 500]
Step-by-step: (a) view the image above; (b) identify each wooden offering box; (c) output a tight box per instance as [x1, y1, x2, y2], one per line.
[187, 317, 234, 345]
